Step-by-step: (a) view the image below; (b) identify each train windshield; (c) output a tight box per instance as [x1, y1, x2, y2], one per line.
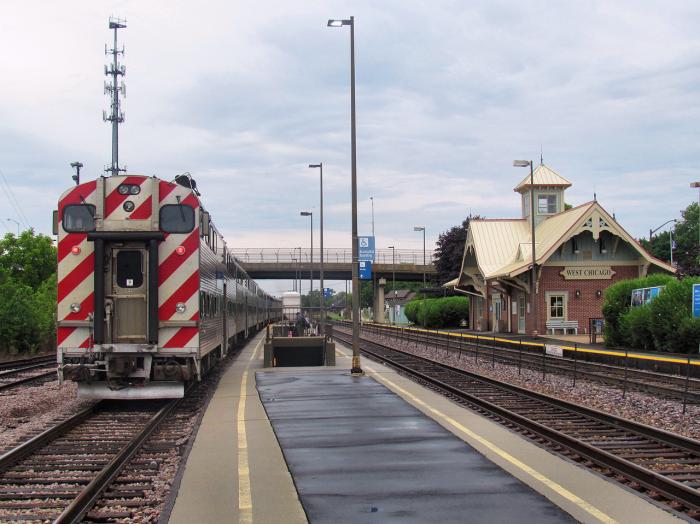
[160, 204, 195, 233]
[62, 204, 96, 232]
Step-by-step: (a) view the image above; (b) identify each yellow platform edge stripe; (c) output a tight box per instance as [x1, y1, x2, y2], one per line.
[350, 321, 700, 366]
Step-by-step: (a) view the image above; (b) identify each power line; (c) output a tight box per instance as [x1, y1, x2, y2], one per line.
[0, 167, 32, 229]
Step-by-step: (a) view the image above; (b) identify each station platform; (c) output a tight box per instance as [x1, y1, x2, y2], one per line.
[165, 332, 684, 523]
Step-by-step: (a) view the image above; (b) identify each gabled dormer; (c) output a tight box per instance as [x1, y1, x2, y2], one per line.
[514, 163, 572, 226]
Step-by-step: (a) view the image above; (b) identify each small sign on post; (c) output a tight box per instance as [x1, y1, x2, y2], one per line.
[359, 260, 372, 280]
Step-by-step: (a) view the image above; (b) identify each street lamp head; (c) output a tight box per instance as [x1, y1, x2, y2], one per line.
[327, 19, 351, 27]
[690, 182, 700, 188]
[413, 226, 424, 232]
[388, 245, 394, 249]
[308, 163, 321, 169]
[513, 160, 531, 168]
[300, 211, 312, 217]
[70, 161, 83, 169]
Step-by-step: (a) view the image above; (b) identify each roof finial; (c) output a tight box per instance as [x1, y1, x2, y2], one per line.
[594, 192, 597, 202]
[540, 145, 543, 165]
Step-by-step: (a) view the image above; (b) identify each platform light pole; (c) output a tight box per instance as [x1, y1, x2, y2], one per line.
[414, 226, 426, 327]
[310, 163, 325, 336]
[6, 218, 19, 236]
[300, 212, 313, 312]
[328, 15, 362, 373]
[691, 182, 700, 260]
[370, 196, 375, 237]
[649, 219, 678, 266]
[514, 159, 538, 336]
[388, 246, 396, 324]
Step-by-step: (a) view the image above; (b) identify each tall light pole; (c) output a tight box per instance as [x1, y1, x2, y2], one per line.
[649, 219, 678, 266]
[414, 226, 426, 327]
[310, 163, 325, 336]
[370, 196, 375, 237]
[6, 218, 19, 236]
[690, 183, 700, 260]
[328, 16, 362, 373]
[388, 246, 396, 324]
[300, 212, 313, 312]
[514, 159, 538, 336]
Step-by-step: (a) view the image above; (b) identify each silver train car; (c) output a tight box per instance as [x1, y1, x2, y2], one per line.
[55, 174, 281, 399]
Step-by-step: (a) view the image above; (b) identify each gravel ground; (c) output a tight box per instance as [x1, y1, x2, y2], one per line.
[0, 380, 93, 453]
[365, 331, 700, 440]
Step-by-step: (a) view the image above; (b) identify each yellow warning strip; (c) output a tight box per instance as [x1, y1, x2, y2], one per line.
[362, 362, 618, 524]
[237, 335, 264, 524]
[362, 322, 700, 366]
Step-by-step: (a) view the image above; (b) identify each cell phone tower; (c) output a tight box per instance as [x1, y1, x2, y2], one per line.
[103, 17, 127, 176]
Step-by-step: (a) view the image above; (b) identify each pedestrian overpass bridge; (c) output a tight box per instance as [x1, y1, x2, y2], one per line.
[231, 248, 437, 281]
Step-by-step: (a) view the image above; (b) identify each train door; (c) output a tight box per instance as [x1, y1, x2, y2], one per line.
[106, 245, 148, 344]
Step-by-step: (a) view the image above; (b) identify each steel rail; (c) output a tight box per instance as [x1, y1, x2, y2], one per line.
[363, 322, 700, 401]
[0, 355, 54, 371]
[54, 398, 180, 524]
[335, 330, 700, 514]
[0, 370, 56, 392]
[0, 403, 99, 473]
[0, 362, 54, 379]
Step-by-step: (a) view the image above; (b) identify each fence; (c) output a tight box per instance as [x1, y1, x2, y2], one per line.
[230, 248, 435, 265]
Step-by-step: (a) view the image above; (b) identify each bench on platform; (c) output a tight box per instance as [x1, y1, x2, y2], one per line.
[546, 319, 579, 335]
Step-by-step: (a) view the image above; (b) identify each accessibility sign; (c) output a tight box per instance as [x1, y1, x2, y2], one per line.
[693, 284, 700, 318]
[358, 235, 375, 262]
[359, 260, 372, 280]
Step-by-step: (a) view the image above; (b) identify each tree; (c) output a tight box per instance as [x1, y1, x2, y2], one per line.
[434, 215, 482, 285]
[0, 230, 56, 290]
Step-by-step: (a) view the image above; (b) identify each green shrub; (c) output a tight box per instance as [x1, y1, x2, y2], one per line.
[602, 273, 674, 347]
[649, 277, 700, 353]
[619, 305, 654, 351]
[405, 296, 469, 328]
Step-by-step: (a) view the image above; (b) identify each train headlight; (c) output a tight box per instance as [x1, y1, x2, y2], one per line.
[129, 185, 141, 195]
[118, 184, 129, 195]
[176, 302, 187, 313]
[70, 303, 81, 313]
[123, 200, 135, 212]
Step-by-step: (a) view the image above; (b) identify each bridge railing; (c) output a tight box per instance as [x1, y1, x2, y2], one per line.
[231, 248, 435, 265]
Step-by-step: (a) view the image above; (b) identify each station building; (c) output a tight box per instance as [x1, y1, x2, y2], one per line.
[445, 164, 675, 335]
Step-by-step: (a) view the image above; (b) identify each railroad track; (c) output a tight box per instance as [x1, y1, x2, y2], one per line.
[0, 355, 54, 372]
[0, 357, 56, 393]
[359, 322, 700, 404]
[0, 398, 178, 523]
[335, 329, 700, 520]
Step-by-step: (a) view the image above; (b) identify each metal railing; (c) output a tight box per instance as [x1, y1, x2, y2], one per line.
[231, 248, 436, 265]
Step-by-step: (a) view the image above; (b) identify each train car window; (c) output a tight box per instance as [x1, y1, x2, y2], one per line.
[160, 205, 195, 233]
[116, 251, 143, 288]
[62, 204, 96, 232]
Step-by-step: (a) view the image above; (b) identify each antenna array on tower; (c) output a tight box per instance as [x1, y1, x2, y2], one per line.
[104, 17, 127, 176]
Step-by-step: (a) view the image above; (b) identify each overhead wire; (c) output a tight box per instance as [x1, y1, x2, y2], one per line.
[0, 167, 32, 229]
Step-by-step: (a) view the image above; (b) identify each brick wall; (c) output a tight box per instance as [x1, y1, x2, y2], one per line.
[533, 265, 639, 334]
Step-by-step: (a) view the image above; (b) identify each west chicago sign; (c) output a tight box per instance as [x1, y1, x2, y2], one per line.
[559, 266, 615, 280]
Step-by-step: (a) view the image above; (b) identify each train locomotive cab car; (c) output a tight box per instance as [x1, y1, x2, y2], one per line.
[54, 174, 281, 399]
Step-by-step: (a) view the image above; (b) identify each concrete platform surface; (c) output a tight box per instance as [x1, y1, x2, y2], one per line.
[257, 370, 574, 523]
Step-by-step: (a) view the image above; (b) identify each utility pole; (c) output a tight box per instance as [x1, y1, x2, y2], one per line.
[103, 17, 127, 176]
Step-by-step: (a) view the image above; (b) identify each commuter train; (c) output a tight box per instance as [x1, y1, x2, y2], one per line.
[54, 174, 281, 399]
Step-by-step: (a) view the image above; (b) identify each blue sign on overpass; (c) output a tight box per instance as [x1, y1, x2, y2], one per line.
[693, 284, 700, 318]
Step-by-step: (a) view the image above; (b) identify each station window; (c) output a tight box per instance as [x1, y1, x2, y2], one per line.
[537, 194, 557, 214]
[62, 204, 96, 232]
[160, 205, 195, 233]
[548, 294, 566, 320]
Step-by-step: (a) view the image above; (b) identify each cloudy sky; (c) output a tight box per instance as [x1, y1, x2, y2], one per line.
[2, 1, 699, 295]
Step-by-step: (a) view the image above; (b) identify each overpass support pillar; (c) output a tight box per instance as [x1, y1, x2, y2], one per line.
[374, 278, 386, 323]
